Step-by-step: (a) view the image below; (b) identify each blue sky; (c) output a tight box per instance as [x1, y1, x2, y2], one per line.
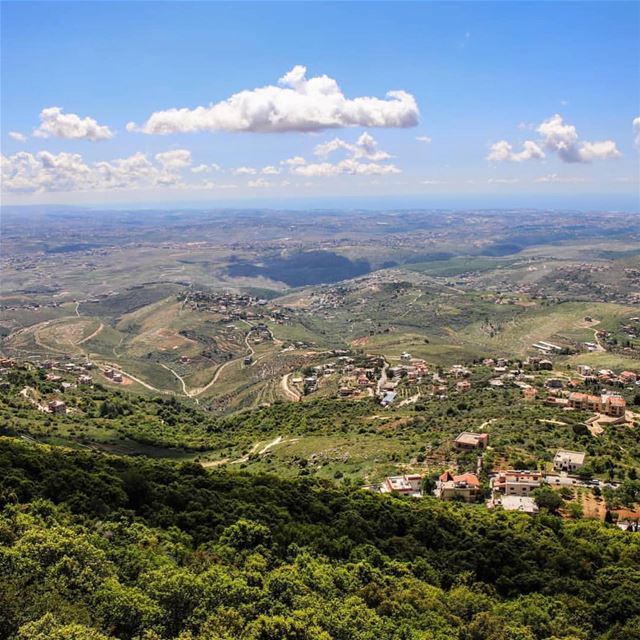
[1, 1, 639, 209]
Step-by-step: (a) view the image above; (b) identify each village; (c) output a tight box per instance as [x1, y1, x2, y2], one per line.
[2, 340, 638, 529]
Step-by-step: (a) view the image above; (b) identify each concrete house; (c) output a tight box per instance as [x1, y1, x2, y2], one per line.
[553, 450, 586, 473]
[48, 399, 67, 415]
[381, 474, 423, 497]
[434, 471, 480, 502]
[455, 432, 489, 450]
[490, 470, 544, 496]
[568, 392, 626, 417]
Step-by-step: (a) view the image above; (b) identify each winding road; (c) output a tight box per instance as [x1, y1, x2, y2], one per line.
[280, 373, 301, 402]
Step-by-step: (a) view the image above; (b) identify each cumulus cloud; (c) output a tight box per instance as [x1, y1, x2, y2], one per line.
[191, 163, 221, 174]
[232, 166, 257, 176]
[8, 132, 27, 142]
[487, 140, 545, 162]
[634, 117, 640, 149]
[155, 149, 192, 170]
[284, 131, 399, 177]
[261, 165, 281, 175]
[1, 149, 193, 193]
[535, 114, 613, 163]
[281, 156, 306, 167]
[490, 114, 620, 164]
[33, 107, 114, 141]
[290, 158, 400, 177]
[416, 135, 432, 144]
[314, 131, 392, 161]
[130, 65, 419, 134]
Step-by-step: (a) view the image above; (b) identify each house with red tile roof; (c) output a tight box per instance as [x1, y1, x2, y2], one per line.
[434, 471, 481, 502]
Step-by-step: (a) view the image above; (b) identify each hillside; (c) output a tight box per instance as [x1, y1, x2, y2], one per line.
[1, 437, 639, 640]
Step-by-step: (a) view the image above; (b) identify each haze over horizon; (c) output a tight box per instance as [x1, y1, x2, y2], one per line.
[2, 1, 639, 210]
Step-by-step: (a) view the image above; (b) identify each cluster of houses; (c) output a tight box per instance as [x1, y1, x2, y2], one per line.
[183, 290, 296, 327]
[541, 363, 634, 418]
[575, 365, 637, 387]
[566, 392, 626, 417]
[372, 428, 592, 516]
[333, 355, 384, 398]
[104, 368, 124, 383]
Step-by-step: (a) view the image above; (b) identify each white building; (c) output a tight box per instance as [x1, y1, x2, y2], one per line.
[553, 450, 586, 473]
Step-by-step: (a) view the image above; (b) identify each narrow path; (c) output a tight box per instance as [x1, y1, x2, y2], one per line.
[376, 359, 389, 395]
[77, 322, 104, 345]
[20, 387, 49, 412]
[259, 435, 283, 455]
[160, 363, 200, 404]
[280, 373, 301, 401]
[593, 328, 606, 352]
[192, 324, 256, 397]
[230, 440, 263, 464]
[100, 363, 170, 394]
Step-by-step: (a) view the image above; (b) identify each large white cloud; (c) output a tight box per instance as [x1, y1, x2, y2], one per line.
[1, 149, 191, 193]
[487, 140, 545, 162]
[536, 114, 620, 162]
[489, 114, 620, 163]
[129, 65, 419, 134]
[33, 107, 114, 141]
[283, 131, 400, 176]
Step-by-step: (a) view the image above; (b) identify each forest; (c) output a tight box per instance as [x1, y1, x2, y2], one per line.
[1, 437, 639, 640]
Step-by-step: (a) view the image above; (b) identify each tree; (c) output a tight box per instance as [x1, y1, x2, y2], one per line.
[220, 519, 271, 552]
[567, 502, 583, 519]
[533, 487, 563, 514]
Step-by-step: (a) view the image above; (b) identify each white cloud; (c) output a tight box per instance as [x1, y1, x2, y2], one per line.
[281, 156, 306, 166]
[287, 131, 399, 177]
[155, 149, 192, 170]
[290, 158, 400, 177]
[248, 177, 272, 188]
[416, 135, 432, 144]
[313, 131, 391, 161]
[131, 65, 419, 134]
[534, 173, 586, 184]
[490, 114, 621, 164]
[8, 131, 27, 142]
[191, 163, 221, 174]
[232, 166, 257, 175]
[1, 149, 194, 193]
[487, 178, 519, 184]
[633, 116, 640, 149]
[536, 114, 620, 163]
[261, 165, 281, 175]
[421, 179, 445, 185]
[33, 107, 114, 141]
[487, 140, 545, 162]
[577, 140, 621, 162]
